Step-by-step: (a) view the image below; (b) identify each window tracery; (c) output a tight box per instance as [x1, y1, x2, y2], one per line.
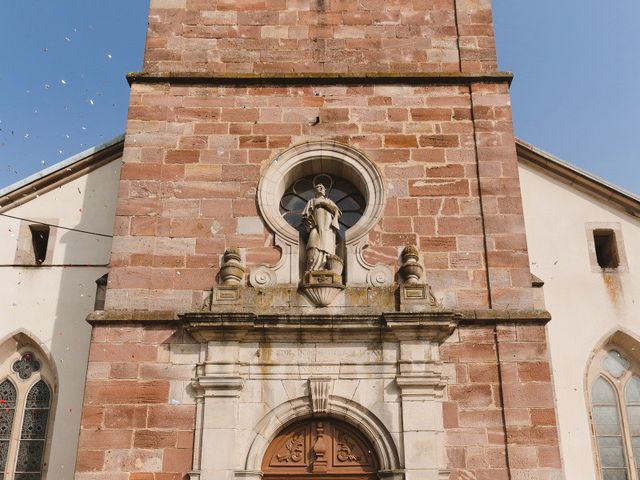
[12, 354, 40, 381]
[590, 349, 640, 480]
[280, 174, 365, 239]
[0, 342, 53, 480]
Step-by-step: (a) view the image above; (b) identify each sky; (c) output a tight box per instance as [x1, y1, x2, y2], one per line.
[0, 1, 638, 195]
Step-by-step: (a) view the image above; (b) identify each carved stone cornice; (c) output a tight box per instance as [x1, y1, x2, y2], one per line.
[183, 311, 460, 344]
[192, 375, 244, 397]
[126, 71, 514, 87]
[383, 312, 459, 342]
[86, 308, 551, 327]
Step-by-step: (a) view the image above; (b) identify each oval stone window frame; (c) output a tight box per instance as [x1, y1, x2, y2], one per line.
[258, 141, 385, 248]
[254, 141, 390, 287]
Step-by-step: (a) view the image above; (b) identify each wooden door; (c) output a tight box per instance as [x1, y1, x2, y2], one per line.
[262, 418, 379, 480]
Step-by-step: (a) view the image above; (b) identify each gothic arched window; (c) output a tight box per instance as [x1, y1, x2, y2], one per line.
[0, 348, 53, 480]
[590, 349, 640, 479]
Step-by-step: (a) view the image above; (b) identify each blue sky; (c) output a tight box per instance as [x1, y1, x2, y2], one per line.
[1, 1, 638, 194]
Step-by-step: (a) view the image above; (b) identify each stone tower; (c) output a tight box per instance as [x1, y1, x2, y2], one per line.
[74, 1, 564, 479]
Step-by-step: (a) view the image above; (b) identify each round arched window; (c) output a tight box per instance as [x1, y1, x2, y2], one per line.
[279, 174, 365, 241]
[253, 141, 392, 288]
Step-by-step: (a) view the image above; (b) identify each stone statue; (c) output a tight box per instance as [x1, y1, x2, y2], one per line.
[302, 182, 342, 273]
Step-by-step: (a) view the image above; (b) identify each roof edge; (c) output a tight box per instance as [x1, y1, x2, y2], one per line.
[0, 134, 125, 213]
[516, 139, 640, 219]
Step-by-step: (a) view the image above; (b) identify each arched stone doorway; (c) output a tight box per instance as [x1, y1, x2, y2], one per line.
[262, 418, 379, 480]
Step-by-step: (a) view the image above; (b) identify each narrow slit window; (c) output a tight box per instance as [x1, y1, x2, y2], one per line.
[94, 274, 108, 310]
[594, 229, 619, 269]
[29, 225, 50, 265]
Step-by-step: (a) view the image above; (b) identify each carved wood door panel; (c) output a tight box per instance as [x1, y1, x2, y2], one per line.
[262, 418, 379, 478]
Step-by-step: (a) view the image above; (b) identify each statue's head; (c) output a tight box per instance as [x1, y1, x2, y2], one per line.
[314, 183, 326, 197]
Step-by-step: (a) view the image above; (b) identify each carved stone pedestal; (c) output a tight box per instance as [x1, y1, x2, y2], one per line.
[300, 271, 345, 307]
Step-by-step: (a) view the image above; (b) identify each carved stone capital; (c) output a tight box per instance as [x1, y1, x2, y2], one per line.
[234, 471, 263, 480]
[395, 374, 447, 399]
[378, 469, 406, 480]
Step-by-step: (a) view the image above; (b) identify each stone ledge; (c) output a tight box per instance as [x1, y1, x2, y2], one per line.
[184, 311, 459, 343]
[458, 309, 551, 324]
[87, 310, 179, 323]
[126, 71, 514, 86]
[86, 308, 550, 325]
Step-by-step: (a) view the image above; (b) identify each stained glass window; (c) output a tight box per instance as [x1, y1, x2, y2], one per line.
[627, 377, 640, 479]
[0, 380, 17, 480]
[280, 174, 365, 240]
[11, 354, 40, 381]
[592, 377, 628, 479]
[604, 351, 631, 379]
[14, 381, 50, 480]
[590, 348, 640, 480]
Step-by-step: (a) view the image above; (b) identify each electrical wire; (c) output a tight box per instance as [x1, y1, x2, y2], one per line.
[0, 212, 113, 238]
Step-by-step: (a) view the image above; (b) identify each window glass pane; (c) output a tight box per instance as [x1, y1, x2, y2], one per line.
[592, 378, 629, 478]
[593, 377, 618, 404]
[280, 174, 364, 237]
[627, 406, 640, 437]
[603, 350, 630, 378]
[630, 437, 640, 473]
[602, 468, 628, 480]
[626, 377, 640, 404]
[0, 379, 16, 478]
[594, 406, 622, 435]
[627, 378, 640, 475]
[280, 193, 307, 213]
[598, 436, 627, 468]
[15, 381, 50, 478]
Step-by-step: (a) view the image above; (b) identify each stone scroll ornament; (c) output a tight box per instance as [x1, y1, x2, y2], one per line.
[275, 431, 305, 464]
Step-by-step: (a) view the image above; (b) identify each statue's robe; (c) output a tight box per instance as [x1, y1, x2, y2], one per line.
[302, 197, 341, 271]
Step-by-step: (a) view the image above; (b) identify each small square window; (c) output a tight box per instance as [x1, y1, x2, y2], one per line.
[586, 223, 627, 273]
[29, 225, 50, 265]
[593, 229, 620, 269]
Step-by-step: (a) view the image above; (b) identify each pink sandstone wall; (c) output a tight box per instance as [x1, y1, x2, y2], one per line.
[143, 0, 497, 74]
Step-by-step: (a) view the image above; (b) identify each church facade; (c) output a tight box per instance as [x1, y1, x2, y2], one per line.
[73, 0, 563, 479]
[4, 1, 638, 480]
